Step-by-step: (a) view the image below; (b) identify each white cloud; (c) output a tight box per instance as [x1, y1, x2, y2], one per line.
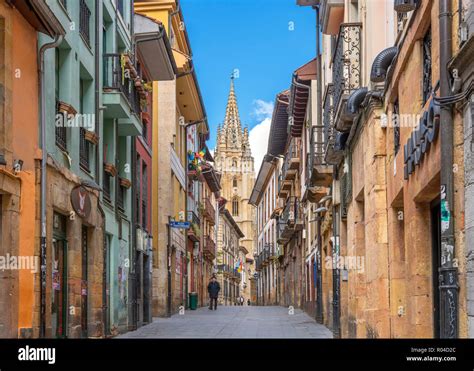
[249, 117, 271, 172]
[252, 99, 274, 120]
[249, 99, 274, 172]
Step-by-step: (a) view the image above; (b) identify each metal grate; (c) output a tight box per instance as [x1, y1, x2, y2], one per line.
[422, 27, 432, 105]
[79, 128, 90, 170]
[332, 23, 362, 114]
[103, 54, 141, 116]
[79, 0, 91, 47]
[117, 184, 125, 211]
[103, 168, 111, 202]
[393, 99, 400, 155]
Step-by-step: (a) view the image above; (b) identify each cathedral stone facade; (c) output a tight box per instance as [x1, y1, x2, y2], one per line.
[214, 77, 256, 302]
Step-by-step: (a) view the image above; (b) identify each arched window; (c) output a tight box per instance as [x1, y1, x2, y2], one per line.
[233, 177, 237, 188]
[232, 197, 239, 216]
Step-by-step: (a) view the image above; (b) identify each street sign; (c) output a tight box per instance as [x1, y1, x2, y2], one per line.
[170, 221, 191, 229]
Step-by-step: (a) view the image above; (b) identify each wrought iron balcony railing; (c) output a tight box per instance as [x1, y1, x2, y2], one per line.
[103, 53, 141, 117]
[204, 197, 216, 225]
[79, 0, 91, 47]
[277, 196, 303, 245]
[255, 252, 262, 271]
[332, 23, 362, 129]
[203, 235, 216, 259]
[281, 137, 301, 182]
[281, 196, 300, 225]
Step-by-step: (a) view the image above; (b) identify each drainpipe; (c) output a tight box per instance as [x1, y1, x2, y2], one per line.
[316, 213, 323, 323]
[39, 34, 64, 339]
[95, 0, 105, 337]
[332, 182, 341, 338]
[167, 215, 172, 317]
[439, 0, 458, 339]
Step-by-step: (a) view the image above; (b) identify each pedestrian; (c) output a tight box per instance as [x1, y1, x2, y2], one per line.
[247, 299, 251, 306]
[207, 275, 220, 310]
[239, 296, 244, 306]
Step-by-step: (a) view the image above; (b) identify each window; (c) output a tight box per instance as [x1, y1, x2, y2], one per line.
[136, 154, 141, 224]
[116, 0, 124, 19]
[117, 184, 125, 211]
[103, 167, 111, 202]
[79, 128, 89, 170]
[232, 177, 237, 188]
[79, 80, 89, 170]
[142, 119, 148, 144]
[422, 27, 432, 105]
[393, 99, 400, 155]
[232, 197, 239, 216]
[142, 163, 148, 228]
[55, 49, 67, 151]
[79, 0, 91, 47]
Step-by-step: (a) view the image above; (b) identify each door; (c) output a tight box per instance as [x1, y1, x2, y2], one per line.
[81, 226, 88, 338]
[52, 238, 68, 338]
[431, 201, 441, 338]
[143, 253, 151, 323]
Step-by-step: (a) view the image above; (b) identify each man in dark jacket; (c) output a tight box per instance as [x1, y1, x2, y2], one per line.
[207, 275, 220, 310]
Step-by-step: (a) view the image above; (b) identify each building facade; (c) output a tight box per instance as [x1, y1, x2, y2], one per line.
[135, 0, 208, 317]
[214, 77, 256, 303]
[302, 0, 468, 338]
[216, 208, 244, 306]
[0, 0, 64, 338]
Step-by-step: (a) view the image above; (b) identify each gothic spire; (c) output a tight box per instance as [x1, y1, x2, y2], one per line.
[222, 75, 243, 148]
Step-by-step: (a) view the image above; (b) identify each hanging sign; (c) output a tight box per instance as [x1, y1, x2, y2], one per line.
[70, 186, 91, 219]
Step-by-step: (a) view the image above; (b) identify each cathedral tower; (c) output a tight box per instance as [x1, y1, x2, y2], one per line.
[215, 77, 256, 292]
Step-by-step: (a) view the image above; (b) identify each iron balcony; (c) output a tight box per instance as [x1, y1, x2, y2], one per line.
[332, 23, 362, 133]
[277, 196, 304, 245]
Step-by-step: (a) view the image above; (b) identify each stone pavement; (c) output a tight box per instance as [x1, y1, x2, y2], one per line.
[117, 305, 333, 338]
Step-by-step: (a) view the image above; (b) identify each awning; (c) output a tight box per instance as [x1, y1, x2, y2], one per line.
[249, 155, 275, 206]
[202, 164, 221, 194]
[267, 90, 290, 157]
[11, 0, 65, 37]
[289, 58, 317, 137]
[134, 13, 177, 81]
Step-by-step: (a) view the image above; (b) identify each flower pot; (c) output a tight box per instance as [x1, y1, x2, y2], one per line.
[120, 177, 132, 189]
[57, 101, 77, 115]
[104, 163, 117, 177]
[84, 130, 99, 145]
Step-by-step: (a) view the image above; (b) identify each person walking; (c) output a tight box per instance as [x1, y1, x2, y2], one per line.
[207, 275, 220, 310]
[239, 296, 244, 306]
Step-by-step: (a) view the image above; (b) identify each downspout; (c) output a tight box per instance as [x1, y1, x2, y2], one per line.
[332, 184, 340, 338]
[39, 34, 64, 339]
[439, 0, 458, 339]
[94, 0, 105, 337]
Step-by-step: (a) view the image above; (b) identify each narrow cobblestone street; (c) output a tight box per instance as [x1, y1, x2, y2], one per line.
[118, 306, 333, 338]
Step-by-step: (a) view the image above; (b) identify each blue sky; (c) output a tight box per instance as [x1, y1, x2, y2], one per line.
[181, 0, 317, 166]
